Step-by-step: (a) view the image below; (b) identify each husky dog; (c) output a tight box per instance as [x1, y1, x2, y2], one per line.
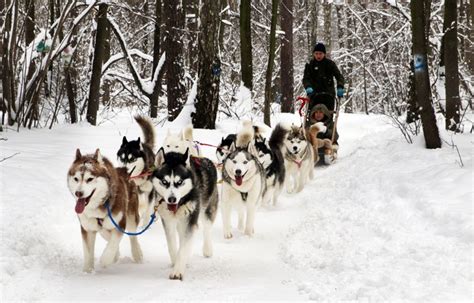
[253, 123, 287, 206]
[162, 125, 200, 158]
[306, 123, 332, 165]
[216, 122, 264, 165]
[216, 134, 236, 165]
[67, 149, 143, 273]
[221, 127, 266, 238]
[283, 125, 315, 193]
[117, 116, 158, 224]
[151, 149, 219, 280]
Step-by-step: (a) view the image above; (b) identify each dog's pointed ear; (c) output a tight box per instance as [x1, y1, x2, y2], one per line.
[229, 141, 236, 153]
[75, 148, 82, 161]
[248, 142, 258, 157]
[137, 137, 141, 144]
[94, 149, 104, 164]
[221, 137, 225, 144]
[155, 147, 165, 167]
[122, 136, 128, 145]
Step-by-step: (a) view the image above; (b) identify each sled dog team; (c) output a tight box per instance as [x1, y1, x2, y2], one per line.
[67, 116, 332, 280]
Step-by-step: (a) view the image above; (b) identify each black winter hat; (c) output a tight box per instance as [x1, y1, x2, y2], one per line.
[313, 42, 326, 54]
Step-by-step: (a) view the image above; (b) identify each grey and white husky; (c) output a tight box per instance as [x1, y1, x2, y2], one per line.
[253, 123, 287, 206]
[221, 127, 266, 238]
[151, 149, 219, 280]
[117, 115, 158, 224]
[67, 149, 143, 272]
[283, 125, 314, 193]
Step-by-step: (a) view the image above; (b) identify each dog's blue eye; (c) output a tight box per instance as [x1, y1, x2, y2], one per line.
[175, 180, 183, 186]
[160, 179, 169, 187]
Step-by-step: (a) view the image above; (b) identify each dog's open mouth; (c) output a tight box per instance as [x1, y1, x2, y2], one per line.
[75, 190, 95, 214]
[234, 171, 247, 186]
[167, 203, 178, 213]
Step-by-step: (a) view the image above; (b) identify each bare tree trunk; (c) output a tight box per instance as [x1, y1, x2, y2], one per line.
[163, 0, 186, 121]
[309, 0, 318, 46]
[24, 0, 39, 128]
[2, 0, 17, 126]
[410, 0, 441, 148]
[280, 0, 294, 113]
[184, 0, 198, 76]
[240, 0, 253, 90]
[444, 0, 461, 131]
[264, 0, 278, 126]
[86, 3, 108, 126]
[150, 0, 162, 118]
[323, 0, 331, 54]
[193, 0, 221, 129]
[0, 0, 5, 124]
[61, 1, 77, 123]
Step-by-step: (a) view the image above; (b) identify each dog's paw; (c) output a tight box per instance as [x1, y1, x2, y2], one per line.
[224, 231, 233, 239]
[244, 228, 254, 237]
[203, 243, 213, 258]
[169, 271, 183, 281]
[99, 251, 116, 268]
[82, 265, 94, 273]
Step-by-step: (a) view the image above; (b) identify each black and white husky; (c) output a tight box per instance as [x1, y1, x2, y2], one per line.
[216, 134, 236, 165]
[117, 116, 158, 224]
[151, 149, 219, 280]
[221, 127, 266, 238]
[253, 123, 287, 206]
[283, 125, 314, 193]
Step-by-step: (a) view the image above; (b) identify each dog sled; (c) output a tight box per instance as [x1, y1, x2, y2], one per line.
[297, 92, 340, 165]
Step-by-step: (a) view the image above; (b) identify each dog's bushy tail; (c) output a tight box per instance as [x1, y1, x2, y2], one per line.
[134, 115, 156, 149]
[236, 124, 254, 148]
[182, 124, 194, 141]
[269, 123, 288, 150]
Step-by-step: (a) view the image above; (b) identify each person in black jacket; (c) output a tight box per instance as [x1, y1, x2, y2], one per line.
[303, 42, 344, 111]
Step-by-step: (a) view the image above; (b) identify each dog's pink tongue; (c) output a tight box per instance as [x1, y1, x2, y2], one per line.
[75, 199, 86, 214]
[167, 204, 178, 213]
[235, 176, 243, 186]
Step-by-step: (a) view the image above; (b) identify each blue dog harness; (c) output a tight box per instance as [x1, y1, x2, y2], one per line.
[105, 201, 157, 236]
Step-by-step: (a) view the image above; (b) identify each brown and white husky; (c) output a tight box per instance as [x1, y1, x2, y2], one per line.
[67, 149, 143, 272]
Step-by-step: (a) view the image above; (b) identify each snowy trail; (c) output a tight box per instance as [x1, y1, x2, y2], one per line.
[1, 113, 472, 301]
[281, 115, 472, 301]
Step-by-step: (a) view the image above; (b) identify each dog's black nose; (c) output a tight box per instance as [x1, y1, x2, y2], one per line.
[168, 196, 177, 204]
[75, 191, 83, 198]
[293, 146, 298, 151]
[235, 169, 242, 176]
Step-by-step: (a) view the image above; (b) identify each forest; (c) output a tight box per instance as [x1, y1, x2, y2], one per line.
[1, 0, 472, 147]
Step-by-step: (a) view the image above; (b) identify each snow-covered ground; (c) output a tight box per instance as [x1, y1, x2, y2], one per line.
[1, 112, 472, 301]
